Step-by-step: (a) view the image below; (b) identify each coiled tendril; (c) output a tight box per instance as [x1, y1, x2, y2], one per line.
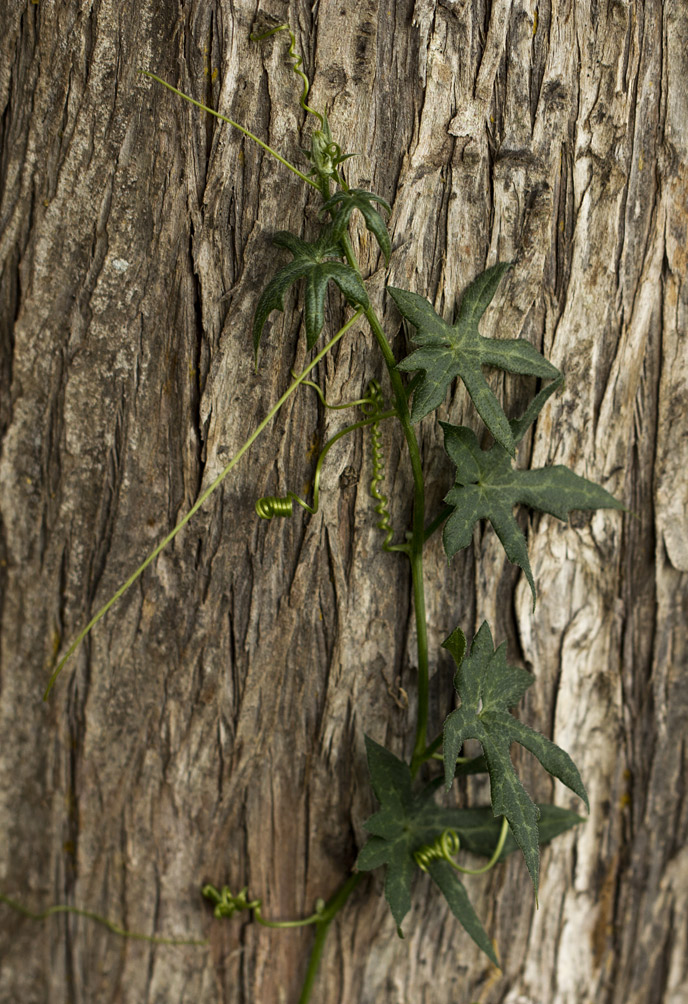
[255, 493, 314, 520]
[414, 829, 462, 872]
[202, 883, 325, 929]
[255, 379, 396, 524]
[249, 24, 324, 127]
[361, 379, 405, 552]
[250, 23, 354, 187]
[413, 818, 510, 876]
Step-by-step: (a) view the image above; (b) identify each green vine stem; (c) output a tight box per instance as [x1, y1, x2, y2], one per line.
[337, 231, 431, 777]
[0, 892, 208, 947]
[296, 874, 362, 1004]
[202, 874, 362, 1002]
[44, 309, 364, 699]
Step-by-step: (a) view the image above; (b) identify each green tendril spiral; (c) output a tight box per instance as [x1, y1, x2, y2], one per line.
[362, 379, 403, 552]
[202, 884, 325, 929]
[256, 380, 396, 521]
[255, 493, 315, 520]
[250, 23, 354, 193]
[413, 819, 509, 876]
[413, 829, 462, 872]
[250, 25, 324, 128]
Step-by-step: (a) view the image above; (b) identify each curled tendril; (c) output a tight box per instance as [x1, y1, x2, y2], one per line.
[362, 379, 404, 552]
[307, 119, 355, 188]
[255, 493, 314, 520]
[255, 379, 396, 521]
[202, 884, 259, 919]
[295, 374, 374, 411]
[250, 23, 354, 189]
[201, 883, 325, 929]
[250, 24, 324, 128]
[414, 829, 462, 872]
[413, 818, 510, 876]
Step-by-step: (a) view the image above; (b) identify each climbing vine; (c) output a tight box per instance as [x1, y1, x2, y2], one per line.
[4, 21, 625, 1002]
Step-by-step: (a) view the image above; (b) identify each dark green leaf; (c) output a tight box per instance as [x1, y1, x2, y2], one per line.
[440, 422, 625, 603]
[389, 264, 560, 454]
[253, 228, 369, 358]
[442, 622, 589, 895]
[364, 735, 413, 812]
[356, 738, 495, 959]
[321, 189, 392, 263]
[357, 744, 583, 957]
[426, 861, 499, 964]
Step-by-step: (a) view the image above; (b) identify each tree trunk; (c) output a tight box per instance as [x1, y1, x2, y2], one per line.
[1, 2, 686, 1002]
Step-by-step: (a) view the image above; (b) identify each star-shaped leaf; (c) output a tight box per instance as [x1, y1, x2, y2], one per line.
[389, 264, 560, 455]
[442, 622, 589, 895]
[253, 228, 369, 358]
[320, 189, 392, 264]
[356, 736, 498, 962]
[441, 419, 625, 604]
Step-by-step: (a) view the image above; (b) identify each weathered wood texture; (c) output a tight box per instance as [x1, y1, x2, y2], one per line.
[1, 1, 686, 1002]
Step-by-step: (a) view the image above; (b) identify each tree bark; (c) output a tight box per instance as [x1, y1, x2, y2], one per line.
[1, 2, 686, 1003]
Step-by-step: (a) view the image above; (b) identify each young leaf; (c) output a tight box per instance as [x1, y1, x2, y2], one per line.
[320, 188, 392, 263]
[442, 622, 589, 895]
[440, 421, 625, 604]
[253, 228, 369, 357]
[389, 264, 560, 455]
[357, 736, 498, 963]
[441, 624, 466, 666]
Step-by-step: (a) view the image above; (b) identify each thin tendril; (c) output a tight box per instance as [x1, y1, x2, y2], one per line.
[44, 310, 364, 699]
[0, 893, 208, 947]
[250, 26, 324, 127]
[139, 71, 319, 190]
[294, 373, 375, 410]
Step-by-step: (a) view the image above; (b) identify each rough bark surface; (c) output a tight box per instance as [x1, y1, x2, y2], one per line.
[1, 2, 686, 1003]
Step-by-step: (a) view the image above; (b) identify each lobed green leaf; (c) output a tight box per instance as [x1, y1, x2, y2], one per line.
[357, 738, 495, 956]
[442, 621, 588, 896]
[321, 188, 392, 263]
[357, 739, 584, 957]
[426, 859, 498, 963]
[389, 264, 560, 454]
[253, 227, 369, 358]
[440, 421, 625, 604]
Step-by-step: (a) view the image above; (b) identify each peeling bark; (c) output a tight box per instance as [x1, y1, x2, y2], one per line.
[1, 2, 686, 1002]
